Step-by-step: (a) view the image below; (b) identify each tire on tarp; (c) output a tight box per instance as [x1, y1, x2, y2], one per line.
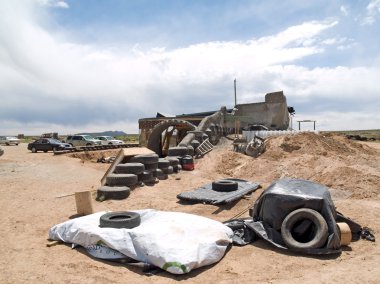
[212, 180, 238, 192]
[99, 211, 141, 229]
[106, 174, 138, 187]
[281, 208, 328, 250]
[96, 186, 130, 201]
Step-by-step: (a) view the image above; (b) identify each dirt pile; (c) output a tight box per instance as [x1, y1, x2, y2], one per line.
[68, 149, 120, 163]
[197, 133, 380, 199]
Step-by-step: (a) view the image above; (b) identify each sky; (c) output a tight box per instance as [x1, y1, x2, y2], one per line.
[0, 0, 379, 135]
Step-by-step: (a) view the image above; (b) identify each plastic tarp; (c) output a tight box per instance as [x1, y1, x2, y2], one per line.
[242, 178, 363, 254]
[49, 209, 233, 274]
[177, 178, 260, 205]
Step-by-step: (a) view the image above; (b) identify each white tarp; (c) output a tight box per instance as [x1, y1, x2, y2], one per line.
[49, 209, 233, 274]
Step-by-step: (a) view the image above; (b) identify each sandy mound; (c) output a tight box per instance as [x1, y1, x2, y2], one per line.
[196, 133, 380, 199]
[68, 149, 120, 163]
[65, 133, 380, 199]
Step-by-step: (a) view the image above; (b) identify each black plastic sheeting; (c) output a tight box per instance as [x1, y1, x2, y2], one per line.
[225, 178, 367, 254]
[177, 178, 260, 205]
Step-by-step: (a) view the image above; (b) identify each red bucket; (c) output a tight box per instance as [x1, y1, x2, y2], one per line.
[181, 155, 194, 171]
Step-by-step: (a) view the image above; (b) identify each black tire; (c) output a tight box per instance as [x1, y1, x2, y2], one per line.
[173, 164, 181, 173]
[146, 119, 196, 156]
[205, 128, 212, 136]
[99, 211, 141, 229]
[212, 180, 238, 192]
[281, 208, 328, 250]
[138, 171, 155, 183]
[106, 174, 138, 187]
[187, 145, 194, 156]
[152, 168, 161, 177]
[158, 158, 170, 169]
[115, 163, 145, 174]
[165, 157, 179, 166]
[43, 150, 48, 153]
[168, 146, 188, 157]
[156, 169, 168, 180]
[130, 154, 159, 164]
[180, 155, 194, 165]
[96, 186, 130, 201]
[31, 147, 37, 153]
[162, 166, 173, 174]
[144, 162, 158, 171]
[190, 140, 200, 149]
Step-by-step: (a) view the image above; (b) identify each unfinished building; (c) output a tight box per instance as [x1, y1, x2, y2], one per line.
[138, 91, 290, 156]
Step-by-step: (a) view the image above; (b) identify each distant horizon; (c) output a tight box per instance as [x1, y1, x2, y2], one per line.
[1, 129, 379, 138]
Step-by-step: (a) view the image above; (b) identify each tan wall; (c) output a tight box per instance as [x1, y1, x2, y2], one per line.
[227, 92, 289, 130]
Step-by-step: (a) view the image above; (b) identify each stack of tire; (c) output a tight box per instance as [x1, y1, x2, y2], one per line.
[129, 154, 159, 186]
[153, 156, 182, 180]
[97, 161, 143, 201]
[97, 153, 159, 201]
[167, 146, 194, 171]
[190, 139, 200, 151]
[165, 157, 181, 174]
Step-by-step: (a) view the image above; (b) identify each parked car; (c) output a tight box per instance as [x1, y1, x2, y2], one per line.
[0, 146, 3, 157]
[28, 138, 73, 153]
[94, 136, 124, 145]
[0, 136, 20, 145]
[65, 135, 101, 147]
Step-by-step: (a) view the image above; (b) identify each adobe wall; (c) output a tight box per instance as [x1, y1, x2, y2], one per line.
[228, 91, 289, 130]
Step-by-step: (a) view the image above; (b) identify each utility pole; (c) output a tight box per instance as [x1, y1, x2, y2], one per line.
[234, 78, 237, 107]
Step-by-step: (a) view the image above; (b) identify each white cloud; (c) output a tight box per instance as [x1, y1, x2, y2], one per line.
[0, 1, 379, 135]
[37, 0, 69, 9]
[340, 5, 349, 16]
[296, 111, 380, 131]
[361, 0, 380, 25]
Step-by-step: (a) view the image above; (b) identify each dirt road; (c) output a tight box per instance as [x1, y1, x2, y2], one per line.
[1, 134, 379, 283]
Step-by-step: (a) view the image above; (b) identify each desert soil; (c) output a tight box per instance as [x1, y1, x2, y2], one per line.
[0, 133, 379, 283]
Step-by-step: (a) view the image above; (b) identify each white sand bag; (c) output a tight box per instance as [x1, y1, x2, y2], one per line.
[49, 209, 233, 274]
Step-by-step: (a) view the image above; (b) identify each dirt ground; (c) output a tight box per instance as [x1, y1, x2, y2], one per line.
[1, 133, 379, 283]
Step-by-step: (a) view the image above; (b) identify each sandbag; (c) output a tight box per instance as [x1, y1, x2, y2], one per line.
[49, 209, 233, 274]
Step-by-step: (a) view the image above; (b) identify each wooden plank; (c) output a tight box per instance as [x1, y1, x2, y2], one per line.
[100, 147, 155, 186]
